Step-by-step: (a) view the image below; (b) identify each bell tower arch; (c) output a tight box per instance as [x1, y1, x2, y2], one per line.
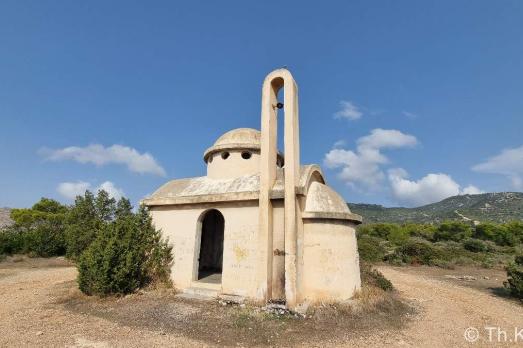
[257, 69, 301, 309]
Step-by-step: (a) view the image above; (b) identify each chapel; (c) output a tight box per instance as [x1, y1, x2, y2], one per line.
[143, 69, 362, 309]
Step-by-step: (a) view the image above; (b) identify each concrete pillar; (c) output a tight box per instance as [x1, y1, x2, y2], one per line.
[258, 69, 300, 309]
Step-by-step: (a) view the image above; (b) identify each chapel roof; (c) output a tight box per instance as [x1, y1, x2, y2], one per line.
[143, 165, 322, 206]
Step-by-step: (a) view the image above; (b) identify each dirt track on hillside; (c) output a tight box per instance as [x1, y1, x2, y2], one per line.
[1, 258, 522, 347]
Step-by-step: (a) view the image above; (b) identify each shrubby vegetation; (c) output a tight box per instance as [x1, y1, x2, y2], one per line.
[357, 221, 523, 268]
[0, 191, 172, 295]
[357, 221, 523, 299]
[0, 198, 68, 257]
[505, 255, 523, 300]
[78, 205, 172, 295]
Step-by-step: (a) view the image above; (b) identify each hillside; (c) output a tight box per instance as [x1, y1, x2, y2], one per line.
[349, 192, 523, 224]
[0, 208, 13, 228]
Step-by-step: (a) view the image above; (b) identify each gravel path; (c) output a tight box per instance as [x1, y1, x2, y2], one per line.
[372, 267, 523, 347]
[0, 260, 201, 347]
[1, 259, 522, 347]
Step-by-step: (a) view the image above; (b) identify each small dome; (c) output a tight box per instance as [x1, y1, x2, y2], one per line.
[305, 182, 352, 214]
[204, 128, 283, 165]
[303, 182, 362, 223]
[214, 128, 261, 148]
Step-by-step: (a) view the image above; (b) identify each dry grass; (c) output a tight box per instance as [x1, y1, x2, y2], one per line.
[54, 280, 414, 347]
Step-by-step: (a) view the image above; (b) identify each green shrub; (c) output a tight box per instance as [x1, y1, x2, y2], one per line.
[462, 238, 488, 253]
[77, 206, 172, 296]
[474, 223, 516, 246]
[357, 235, 388, 262]
[505, 221, 523, 243]
[402, 223, 435, 241]
[433, 221, 473, 242]
[8, 198, 68, 257]
[505, 256, 523, 300]
[360, 263, 393, 291]
[65, 190, 116, 260]
[0, 227, 25, 255]
[390, 238, 441, 265]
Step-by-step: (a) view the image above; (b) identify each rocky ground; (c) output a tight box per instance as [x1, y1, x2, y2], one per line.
[1, 257, 522, 347]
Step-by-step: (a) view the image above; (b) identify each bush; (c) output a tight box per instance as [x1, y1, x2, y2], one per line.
[64, 190, 128, 260]
[360, 263, 394, 291]
[390, 238, 441, 265]
[474, 223, 516, 246]
[357, 235, 388, 262]
[0, 227, 25, 255]
[505, 256, 523, 300]
[77, 205, 172, 296]
[7, 198, 68, 257]
[462, 238, 488, 253]
[505, 221, 523, 243]
[433, 221, 473, 242]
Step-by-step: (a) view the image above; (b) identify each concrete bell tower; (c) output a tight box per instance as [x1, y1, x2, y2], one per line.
[257, 69, 301, 308]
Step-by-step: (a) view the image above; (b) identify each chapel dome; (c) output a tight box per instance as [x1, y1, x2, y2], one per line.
[303, 181, 362, 223]
[204, 128, 283, 166]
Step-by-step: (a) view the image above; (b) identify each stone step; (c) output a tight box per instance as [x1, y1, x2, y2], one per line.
[179, 286, 220, 300]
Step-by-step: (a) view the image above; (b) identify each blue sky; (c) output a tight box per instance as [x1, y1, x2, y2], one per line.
[1, 1, 522, 208]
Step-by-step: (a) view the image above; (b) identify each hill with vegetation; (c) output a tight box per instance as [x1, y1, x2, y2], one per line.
[349, 192, 523, 224]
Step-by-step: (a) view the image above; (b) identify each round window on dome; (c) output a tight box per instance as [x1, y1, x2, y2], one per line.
[241, 151, 252, 160]
[221, 151, 230, 160]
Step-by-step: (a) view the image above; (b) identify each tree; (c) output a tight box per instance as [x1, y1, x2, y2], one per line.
[65, 190, 116, 260]
[77, 205, 172, 296]
[8, 198, 68, 256]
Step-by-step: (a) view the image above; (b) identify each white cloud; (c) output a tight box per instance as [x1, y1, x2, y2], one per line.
[388, 170, 460, 207]
[388, 169, 484, 207]
[472, 145, 523, 189]
[57, 180, 124, 201]
[40, 144, 166, 176]
[57, 181, 91, 200]
[333, 140, 346, 148]
[402, 111, 418, 119]
[324, 129, 418, 190]
[357, 128, 418, 150]
[334, 101, 363, 121]
[97, 181, 124, 200]
[461, 185, 484, 195]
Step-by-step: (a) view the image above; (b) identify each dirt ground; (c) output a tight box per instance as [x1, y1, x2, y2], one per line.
[1, 257, 522, 347]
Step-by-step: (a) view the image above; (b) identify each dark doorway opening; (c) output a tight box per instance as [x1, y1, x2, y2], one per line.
[197, 209, 224, 283]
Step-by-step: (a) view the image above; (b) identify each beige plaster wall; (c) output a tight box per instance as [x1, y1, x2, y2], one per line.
[271, 200, 285, 300]
[207, 150, 260, 179]
[302, 219, 361, 302]
[150, 200, 281, 299]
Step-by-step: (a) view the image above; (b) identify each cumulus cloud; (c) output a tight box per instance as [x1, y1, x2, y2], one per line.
[334, 101, 363, 121]
[324, 129, 418, 190]
[388, 169, 484, 207]
[57, 181, 91, 200]
[461, 185, 484, 195]
[40, 144, 166, 176]
[97, 181, 125, 200]
[57, 181, 124, 201]
[472, 145, 523, 189]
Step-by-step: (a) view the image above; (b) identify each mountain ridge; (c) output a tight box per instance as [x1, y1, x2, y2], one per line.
[348, 192, 523, 224]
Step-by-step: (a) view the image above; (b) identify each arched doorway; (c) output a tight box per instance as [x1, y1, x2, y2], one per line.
[197, 209, 224, 283]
